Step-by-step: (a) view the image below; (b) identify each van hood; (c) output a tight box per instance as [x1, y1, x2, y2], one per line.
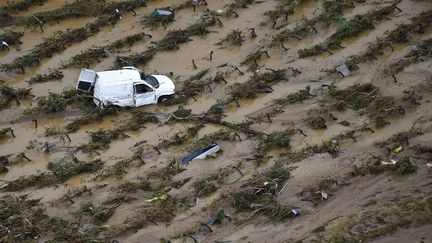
[152, 75, 175, 92]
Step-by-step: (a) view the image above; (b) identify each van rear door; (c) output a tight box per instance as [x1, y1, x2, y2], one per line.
[76, 69, 97, 91]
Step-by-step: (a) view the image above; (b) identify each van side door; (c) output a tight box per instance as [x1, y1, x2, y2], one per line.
[133, 83, 156, 107]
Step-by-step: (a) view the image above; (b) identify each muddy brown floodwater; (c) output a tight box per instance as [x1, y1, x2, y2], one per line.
[1, 0, 432, 242]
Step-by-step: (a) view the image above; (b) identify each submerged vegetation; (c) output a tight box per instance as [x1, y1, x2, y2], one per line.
[0, 0, 147, 28]
[0, 85, 32, 110]
[1, 0, 147, 72]
[269, 0, 362, 48]
[1, 0, 432, 242]
[4, 156, 104, 191]
[383, 38, 432, 76]
[299, 2, 400, 58]
[318, 197, 432, 242]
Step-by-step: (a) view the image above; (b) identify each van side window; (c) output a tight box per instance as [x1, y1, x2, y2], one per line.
[135, 84, 152, 94]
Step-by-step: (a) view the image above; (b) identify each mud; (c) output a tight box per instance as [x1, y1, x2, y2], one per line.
[1, 0, 432, 242]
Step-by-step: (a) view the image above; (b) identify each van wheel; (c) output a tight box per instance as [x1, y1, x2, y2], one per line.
[158, 95, 171, 104]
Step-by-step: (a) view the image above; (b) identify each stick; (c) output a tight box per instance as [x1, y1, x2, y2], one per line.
[192, 59, 197, 69]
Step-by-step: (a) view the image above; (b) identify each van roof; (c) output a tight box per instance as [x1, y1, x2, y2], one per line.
[96, 69, 141, 88]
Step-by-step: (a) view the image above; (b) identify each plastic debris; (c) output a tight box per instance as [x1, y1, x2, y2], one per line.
[145, 194, 167, 202]
[1, 40, 9, 50]
[152, 8, 174, 18]
[291, 209, 300, 217]
[336, 64, 350, 77]
[321, 191, 328, 200]
[181, 144, 220, 164]
[427, 163, 432, 171]
[393, 146, 403, 153]
[381, 159, 397, 166]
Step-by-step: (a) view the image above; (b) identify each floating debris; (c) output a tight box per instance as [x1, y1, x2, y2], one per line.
[182, 144, 221, 164]
[336, 64, 350, 77]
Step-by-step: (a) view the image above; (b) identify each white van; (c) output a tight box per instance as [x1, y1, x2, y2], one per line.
[76, 67, 175, 107]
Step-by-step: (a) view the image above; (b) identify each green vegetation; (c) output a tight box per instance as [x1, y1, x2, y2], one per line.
[0, 85, 32, 110]
[216, 29, 245, 46]
[307, 116, 327, 129]
[340, 10, 432, 71]
[65, 32, 150, 68]
[230, 164, 294, 221]
[3, 156, 104, 191]
[319, 197, 432, 242]
[28, 89, 93, 114]
[0, 30, 23, 46]
[262, 0, 302, 28]
[269, 0, 359, 48]
[1, 0, 147, 72]
[96, 158, 145, 180]
[0, 0, 147, 28]
[26, 69, 63, 84]
[227, 69, 289, 102]
[383, 38, 432, 76]
[0, 0, 48, 14]
[299, 2, 399, 57]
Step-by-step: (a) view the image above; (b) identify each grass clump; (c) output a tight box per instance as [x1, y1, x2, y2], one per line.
[230, 165, 294, 221]
[1, 1, 147, 72]
[321, 83, 381, 112]
[321, 197, 432, 242]
[341, 10, 432, 71]
[173, 105, 192, 118]
[194, 179, 217, 197]
[62, 186, 92, 202]
[48, 155, 104, 178]
[42, 217, 105, 242]
[65, 106, 119, 133]
[96, 158, 144, 180]
[269, 0, 358, 48]
[26, 69, 63, 84]
[216, 29, 245, 46]
[307, 116, 327, 129]
[299, 2, 399, 58]
[148, 159, 184, 181]
[187, 128, 240, 152]
[29, 89, 94, 114]
[115, 13, 219, 68]
[0, 85, 32, 110]
[4, 156, 103, 191]
[126, 111, 159, 130]
[109, 196, 179, 236]
[0, 29, 23, 46]
[227, 69, 289, 102]
[240, 47, 270, 70]
[351, 156, 417, 176]
[0, 0, 47, 13]
[375, 129, 420, 150]
[80, 129, 128, 153]
[0, 195, 47, 242]
[157, 125, 203, 150]
[79, 195, 133, 223]
[1, 0, 147, 28]
[117, 178, 151, 193]
[261, 0, 301, 28]
[383, 38, 432, 76]
[66, 32, 150, 68]
[273, 85, 312, 107]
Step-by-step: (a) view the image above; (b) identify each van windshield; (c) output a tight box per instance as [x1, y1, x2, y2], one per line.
[141, 74, 159, 88]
